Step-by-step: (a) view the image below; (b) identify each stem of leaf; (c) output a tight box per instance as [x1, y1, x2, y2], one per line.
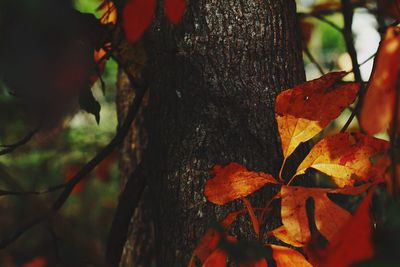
[279, 158, 286, 182]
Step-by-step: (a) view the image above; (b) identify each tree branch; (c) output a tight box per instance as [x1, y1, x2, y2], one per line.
[0, 71, 147, 249]
[340, 0, 365, 132]
[106, 162, 147, 265]
[0, 127, 39, 156]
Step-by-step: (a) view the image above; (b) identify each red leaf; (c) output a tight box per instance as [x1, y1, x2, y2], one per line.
[123, 0, 156, 42]
[22, 256, 47, 267]
[306, 190, 375, 267]
[202, 249, 228, 267]
[164, 0, 186, 24]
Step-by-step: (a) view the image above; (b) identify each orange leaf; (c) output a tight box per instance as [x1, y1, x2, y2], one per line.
[193, 211, 242, 263]
[164, 0, 186, 24]
[306, 190, 375, 267]
[204, 163, 277, 205]
[270, 245, 312, 267]
[268, 225, 303, 247]
[361, 26, 400, 134]
[123, 0, 156, 42]
[280, 185, 370, 245]
[99, 0, 117, 25]
[242, 198, 260, 237]
[276, 72, 359, 160]
[294, 133, 389, 187]
[202, 249, 227, 267]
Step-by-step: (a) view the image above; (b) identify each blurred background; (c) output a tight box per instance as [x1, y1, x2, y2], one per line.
[0, 0, 394, 266]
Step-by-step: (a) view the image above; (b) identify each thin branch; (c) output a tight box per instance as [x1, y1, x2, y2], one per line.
[0, 127, 39, 156]
[298, 12, 342, 32]
[0, 72, 147, 249]
[303, 41, 325, 75]
[340, 0, 365, 132]
[0, 165, 66, 196]
[106, 162, 147, 265]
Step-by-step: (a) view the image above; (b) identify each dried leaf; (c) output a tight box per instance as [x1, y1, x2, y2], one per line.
[164, 0, 186, 24]
[361, 26, 400, 134]
[270, 245, 312, 267]
[123, 0, 156, 42]
[280, 185, 370, 245]
[204, 163, 277, 205]
[294, 133, 389, 187]
[306, 190, 375, 267]
[276, 72, 359, 160]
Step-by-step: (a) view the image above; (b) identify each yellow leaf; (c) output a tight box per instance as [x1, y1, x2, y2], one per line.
[280, 185, 370, 245]
[294, 133, 389, 187]
[275, 72, 359, 160]
[204, 163, 277, 205]
[270, 245, 312, 267]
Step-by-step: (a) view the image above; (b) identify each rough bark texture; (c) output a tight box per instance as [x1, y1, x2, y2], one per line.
[115, 41, 155, 267]
[138, 0, 306, 265]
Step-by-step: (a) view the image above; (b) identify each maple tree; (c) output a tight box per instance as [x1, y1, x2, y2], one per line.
[0, 0, 400, 266]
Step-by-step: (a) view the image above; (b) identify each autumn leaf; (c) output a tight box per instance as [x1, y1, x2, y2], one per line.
[99, 0, 117, 25]
[279, 184, 371, 245]
[22, 256, 47, 267]
[191, 211, 242, 264]
[275, 72, 359, 161]
[360, 26, 400, 134]
[294, 132, 389, 187]
[270, 245, 312, 267]
[204, 163, 277, 205]
[306, 190, 375, 267]
[164, 0, 186, 24]
[268, 225, 303, 247]
[202, 249, 227, 267]
[123, 0, 156, 42]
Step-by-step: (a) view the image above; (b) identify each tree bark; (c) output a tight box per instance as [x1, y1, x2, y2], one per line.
[138, 0, 305, 265]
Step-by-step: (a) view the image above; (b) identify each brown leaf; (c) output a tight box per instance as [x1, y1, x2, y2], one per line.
[276, 72, 359, 160]
[294, 133, 389, 187]
[204, 163, 277, 205]
[361, 26, 400, 134]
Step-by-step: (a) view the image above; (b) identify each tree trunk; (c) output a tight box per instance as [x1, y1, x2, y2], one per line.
[138, 0, 305, 265]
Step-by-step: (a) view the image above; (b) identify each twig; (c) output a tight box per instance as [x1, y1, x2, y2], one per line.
[0, 127, 39, 156]
[0, 165, 66, 196]
[0, 72, 147, 249]
[303, 41, 325, 75]
[298, 12, 342, 32]
[340, 0, 365, 132]
[106, 162, 147, 265]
